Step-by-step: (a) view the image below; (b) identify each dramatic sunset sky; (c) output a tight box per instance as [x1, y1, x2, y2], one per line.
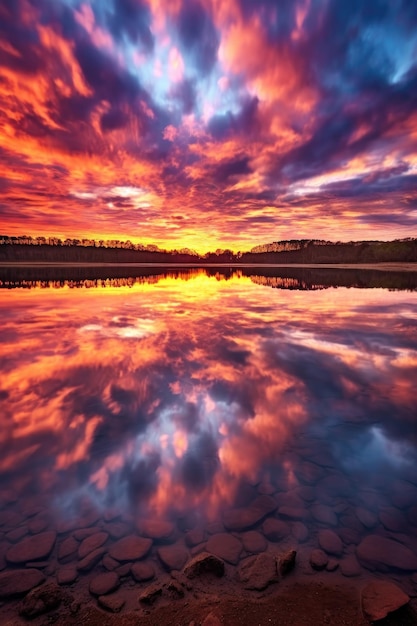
[1, 0, 417, 252]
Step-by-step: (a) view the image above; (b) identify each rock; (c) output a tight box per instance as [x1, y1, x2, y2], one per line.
[139, 582, 163, 605]
[77, 548, 106, 572]
[103, 554, 120, 571]
[28, 512, 51, 534]
[206, 521, 225, 534]
[338, 527, 361, 545]
[185, 529, 205, 547]
[98, 592, 125, 613]
[206, 533, 242, 565]
[278, 506, 307, 521]
[295, 461, 324, 485]
[131, 561, 155, 582]
[389, 480, 417, 508]
[57, 567, 78, 585]
[78, 532, 108, 559]
[223, 495, 277, 531]
[183, 552, 225, 579]
[278, 549, 296, 576]
[362, 580, 409, 621]
[319, 474, 351, 497]
[295, 486, 316, 502]
[310, 504, 338, 526]
[109, 535, 152, 562]
[157, 544, 188, 570]
[291, 522, 309, 542]
[19, 582, 71, 618]
[318, 530, 343, 556]
[262, 518, 289, 542]
[89, 572, 119, 596]
[6, 531, 56, 564]
[379, 508, 408, 533]
[58, 536, 79, 561]
[139, 519, 175, 541]
[356, 535, 417, 571]
[202, 612, 223, 626]
[238, 553, 278, 590]
[6, 527, 28, 543]
[166, 580, 185, 598]
[0, 569, 45, 598]
[73, 527, 98, 541]
[241, 531, 267, 554]
[340, 555, 361, 577]
[116, 562, 131, 577]
[309, 549, 328, 570]
[106, 522, 131, 540]
[326, 559, 339, 572]
[355, 507, 377, 529]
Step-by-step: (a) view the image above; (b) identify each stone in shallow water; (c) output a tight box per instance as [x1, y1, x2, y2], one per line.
[379, 507, 408, 533]
[278, 506, 308, 521]
[98, 592, 125, 613]
[78, 532, 108, 559]
[185, 528, 205, 547]
[183, 552, 225, 579]
[262, 518, 289, 542]
[295, 462, 324, 485]
[6, 531, 56, 564]
[291, 522, 309, 543]
[361, 580, 409, 621]
[206, 533, 242, 565]
[309, 549, 328, 570]
[238, 553, 278, 590]
[131, 561, 155, 582]
[355, 507, 378, 529]
[318, 530, 343, 556]
[157, 543, 189, 571]
[340, 554, 361, 577]
[56, 567, 78, 585]
[278, 549, 296, 576]
[223, 495, 277, 531]
[139, 582, 163, 605]
[0, 569, 45, 598]
[108, 535, 152, 562]
[138, 519, 175, 541]
[58, 536, 79, 561]
[241, 531, 267, 554]
[77, 547, 106, 572]
[310, 504, 338, 526]
[356, 535, 417, 571]
[89, 572, 119, 596]
[19, 582, 71, 618]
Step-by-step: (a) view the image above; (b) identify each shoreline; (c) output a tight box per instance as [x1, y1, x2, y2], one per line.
[1, 262, 417, 272]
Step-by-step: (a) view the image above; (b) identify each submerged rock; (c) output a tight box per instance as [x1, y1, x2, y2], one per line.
[19, 582, 72, 618]
[356, 535, 417, 571]
[278, 549, 296, 576]
[309, 549, 328, 571]
[157, 543, 188, 571]
[361, 580, 409, 621]
[206, 533, 242, 565]
[6, 531, 56, 564]
[0, 569, 45, 598]
[238, 553, 278, 590]
[109, 535, 152, 562]
[89, 572, 119, 596]
[183, 552, 225, 579]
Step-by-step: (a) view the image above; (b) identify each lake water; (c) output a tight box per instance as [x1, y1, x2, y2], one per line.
[0, 267, 417, 611]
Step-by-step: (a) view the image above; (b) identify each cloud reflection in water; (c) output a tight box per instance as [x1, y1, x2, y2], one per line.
[0, 271, 416, 531]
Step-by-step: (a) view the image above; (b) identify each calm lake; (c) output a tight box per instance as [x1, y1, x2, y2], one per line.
[1, 267, 417, 611]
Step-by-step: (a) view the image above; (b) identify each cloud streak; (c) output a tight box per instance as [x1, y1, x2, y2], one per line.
[0, 0, 416, 250]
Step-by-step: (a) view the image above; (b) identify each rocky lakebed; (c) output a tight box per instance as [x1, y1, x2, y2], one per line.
[1, 477, 417, 625]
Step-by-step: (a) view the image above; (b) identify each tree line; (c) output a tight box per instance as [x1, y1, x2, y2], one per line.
[1, 235, 416, 264]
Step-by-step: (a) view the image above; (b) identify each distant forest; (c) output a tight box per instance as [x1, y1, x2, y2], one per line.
[1, 235, 417, 264]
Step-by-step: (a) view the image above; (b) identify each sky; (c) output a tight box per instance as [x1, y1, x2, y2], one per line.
[1, 0, 417, 253]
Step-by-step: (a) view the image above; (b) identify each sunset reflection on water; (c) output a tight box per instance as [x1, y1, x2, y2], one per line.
[0, 269, 416, 572]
